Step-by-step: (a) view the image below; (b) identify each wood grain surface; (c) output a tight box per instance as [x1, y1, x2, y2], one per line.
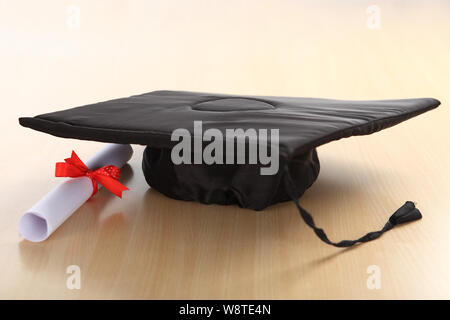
[0, 0, 449, 299]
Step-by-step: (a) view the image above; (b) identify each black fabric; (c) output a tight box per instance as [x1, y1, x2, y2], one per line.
[19, 90, 441, 247]
[19, 91, 440, 156]
[142, 146, 320, 210]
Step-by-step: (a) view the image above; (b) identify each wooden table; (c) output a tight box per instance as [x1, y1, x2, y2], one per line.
[1, 0, 449, 299]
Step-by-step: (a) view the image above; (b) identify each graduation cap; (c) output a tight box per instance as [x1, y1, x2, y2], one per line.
[19, 90, 440, 247]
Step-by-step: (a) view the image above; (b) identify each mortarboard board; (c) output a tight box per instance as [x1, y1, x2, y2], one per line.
[19, 90, 441, 247]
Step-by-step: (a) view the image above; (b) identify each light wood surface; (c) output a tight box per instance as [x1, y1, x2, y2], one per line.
[1, 0, 449, 299]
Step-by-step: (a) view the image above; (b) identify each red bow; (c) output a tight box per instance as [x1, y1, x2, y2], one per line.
[55, 151, 129, 198]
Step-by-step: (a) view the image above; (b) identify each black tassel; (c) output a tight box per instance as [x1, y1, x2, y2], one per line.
[389, 201, 422, 226]
[284, 166, 423, 248]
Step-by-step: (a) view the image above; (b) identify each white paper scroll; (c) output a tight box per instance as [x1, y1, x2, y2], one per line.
[18, 144, 134, 242]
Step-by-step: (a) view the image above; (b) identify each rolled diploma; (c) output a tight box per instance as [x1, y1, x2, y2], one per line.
[18, 144, 134, 242]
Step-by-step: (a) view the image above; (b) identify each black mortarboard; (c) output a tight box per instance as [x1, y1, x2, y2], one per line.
[19, 90, 441, 247]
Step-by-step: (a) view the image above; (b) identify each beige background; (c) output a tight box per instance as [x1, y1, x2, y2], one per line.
[0, 0, 449, 299]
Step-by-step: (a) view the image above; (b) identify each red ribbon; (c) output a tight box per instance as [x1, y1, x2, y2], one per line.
[55, 151, 129, 198]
